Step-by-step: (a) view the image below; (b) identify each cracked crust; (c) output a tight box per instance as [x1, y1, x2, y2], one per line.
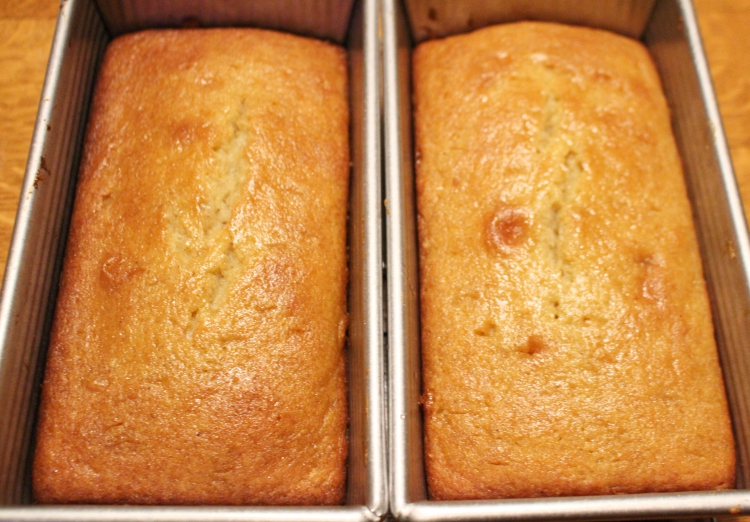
[33, 28, 349, 505]
[415, 21, 735, 500]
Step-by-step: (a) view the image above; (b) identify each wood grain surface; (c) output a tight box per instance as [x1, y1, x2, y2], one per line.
[695, 0, 750, 218]
[0, 2, 56, 279]
[0, 0, 748, 517]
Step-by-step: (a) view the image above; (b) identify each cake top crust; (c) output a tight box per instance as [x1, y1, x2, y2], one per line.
[415, 21, 735, 500]
[33, 28, 350, 505]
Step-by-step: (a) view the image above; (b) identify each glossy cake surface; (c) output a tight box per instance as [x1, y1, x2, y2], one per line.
[415, 21, 735, 500]
[34, 28, 349, 505]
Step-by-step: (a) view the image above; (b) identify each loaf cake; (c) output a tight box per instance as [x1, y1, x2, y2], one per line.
[33, 28, 349, 505]
[414, 21, 735, 500]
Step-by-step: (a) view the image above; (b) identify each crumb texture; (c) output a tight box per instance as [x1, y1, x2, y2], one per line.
[414, 21, 735, 500]
[33, 28, 349, 505]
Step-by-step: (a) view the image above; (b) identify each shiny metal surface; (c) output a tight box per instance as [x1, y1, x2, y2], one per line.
[400, 492, 750, 521]
[0, 0, 108, 505]
[0, 506, 378, 522]
[0, 0, 386, 519]
[96, 0, 355, 42]
[347, 0, 388, 515]
[383, 0, 423, 515]
[384, 0, 750, 519]
[403, 0, 657, 43]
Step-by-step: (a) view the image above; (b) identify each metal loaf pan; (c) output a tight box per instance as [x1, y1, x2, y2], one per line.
[384, 0, 750, 520]
[0, 0, 386, 520]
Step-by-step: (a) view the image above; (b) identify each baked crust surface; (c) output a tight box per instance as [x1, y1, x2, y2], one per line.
[33, 28, 349, 505]
[414, 21, 735, 500]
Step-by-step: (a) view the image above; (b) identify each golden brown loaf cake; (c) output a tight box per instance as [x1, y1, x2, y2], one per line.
[414, 21, 735, 500]
[33, 28, 349, 505]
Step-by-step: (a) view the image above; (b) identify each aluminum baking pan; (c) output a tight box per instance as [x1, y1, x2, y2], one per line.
[0, 0, 386, 520]
[384, 0, 750, 520]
